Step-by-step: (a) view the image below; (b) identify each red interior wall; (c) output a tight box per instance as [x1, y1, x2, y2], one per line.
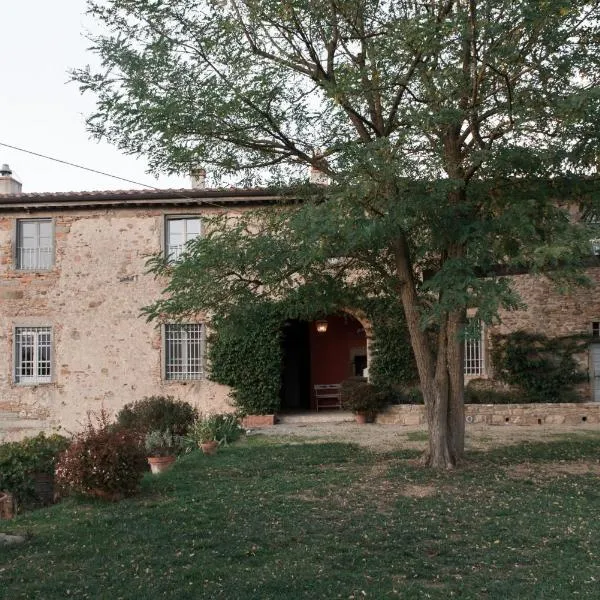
[309, 314, 366, 408]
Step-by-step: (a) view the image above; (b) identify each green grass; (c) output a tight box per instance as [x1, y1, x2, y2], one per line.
[404, 430, 429, 442]
[2, 434, 600, 599]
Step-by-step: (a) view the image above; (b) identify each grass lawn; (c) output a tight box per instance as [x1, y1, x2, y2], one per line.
[1, 433, 600, 599]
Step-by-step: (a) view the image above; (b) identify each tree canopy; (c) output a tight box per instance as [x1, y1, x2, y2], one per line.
[78, 0, 600, 467]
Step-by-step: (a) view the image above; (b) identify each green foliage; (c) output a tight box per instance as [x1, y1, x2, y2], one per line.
[187, 414, 244, 445]
[55, 411, 147, 500]
[464, 379, 520, 404]
[367, 298, 418, 390]
[491, 331, 588, 403]
[116, 395, 198, 436]
[144, 429, 186, 457]
[208, 305, 283, 415]
[340, 379, 388, 417]
[0, 433, 70, 506]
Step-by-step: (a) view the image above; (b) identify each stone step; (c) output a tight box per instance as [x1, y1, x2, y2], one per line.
[277, 410, 355, 425]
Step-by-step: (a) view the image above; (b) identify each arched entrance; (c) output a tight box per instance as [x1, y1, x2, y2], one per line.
[279, 313, 368, 412]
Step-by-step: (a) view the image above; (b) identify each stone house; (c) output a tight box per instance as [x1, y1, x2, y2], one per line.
[1, 164, 599, 439]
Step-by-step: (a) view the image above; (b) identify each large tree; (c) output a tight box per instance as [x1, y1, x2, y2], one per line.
[77, 0, 600, 467]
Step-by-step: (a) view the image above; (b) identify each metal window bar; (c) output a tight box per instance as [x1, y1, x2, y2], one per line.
[17, 247, 53, 270]
[167, 244, 185, 262]
[464, 321, 484, 376]
[15, 327, 52, 384]
[165, 324, 203, 380]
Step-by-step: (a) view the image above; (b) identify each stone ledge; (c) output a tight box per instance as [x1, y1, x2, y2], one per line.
[376, 403, 600, 426]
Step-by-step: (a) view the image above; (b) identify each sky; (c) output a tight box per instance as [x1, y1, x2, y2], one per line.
[0, 2, 188, 193]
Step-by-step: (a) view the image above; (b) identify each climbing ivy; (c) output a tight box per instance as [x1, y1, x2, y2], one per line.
[491, 331, 588, 403]
[366, 298, 419, 395]
[207, 294, 419, 414]
[208, 303, 283, 415]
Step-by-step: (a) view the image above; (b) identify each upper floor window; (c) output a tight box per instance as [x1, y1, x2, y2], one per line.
[464, 319, 485, 377]
[166, 217, 201, 261]
[17, 219, 53, 270]
[14, 326, 52, 384]
[581, 210, 600, 256]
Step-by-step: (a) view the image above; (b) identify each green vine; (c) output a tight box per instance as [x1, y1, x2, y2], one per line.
[208, 303, 283, 415]
[491, 331, 588, 403]
[207, 295, 419, 414]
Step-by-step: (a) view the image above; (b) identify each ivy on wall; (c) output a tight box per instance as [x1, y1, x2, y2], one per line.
[491, 331, 588, 403]
[208, 303, 283, 416]
[365, 298, 419, 393]
[207, 295, 420, 415]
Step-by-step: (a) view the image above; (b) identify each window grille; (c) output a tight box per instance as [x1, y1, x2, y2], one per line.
[592, 322, 600, 338]
[17, 219, 53, 270]
[15, 327, 52, 384]
[166, 217, 201, 261]
[464, 320, 485, 376]
[165, 324, 204, 380]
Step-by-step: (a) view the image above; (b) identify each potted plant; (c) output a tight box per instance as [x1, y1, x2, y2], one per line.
[187, 414, 243, 455]
[341, 379, 387, 423]
[144, 430, 184, 473]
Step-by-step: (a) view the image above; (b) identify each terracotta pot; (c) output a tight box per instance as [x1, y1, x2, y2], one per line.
[354, 412, 368, 424]
[200, 440, 219, 455]
[147, 455, 176, 474]
[241, 414, 276, 428]
[0, 492, 15, 520]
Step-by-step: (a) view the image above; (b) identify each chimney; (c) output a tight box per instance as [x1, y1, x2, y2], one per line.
[0, 164, 22, 194]
[190, 167, 206, 189]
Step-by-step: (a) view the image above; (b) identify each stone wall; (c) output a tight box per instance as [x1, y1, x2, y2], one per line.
[478, 269, 600, 400]
[0, 207, 232, 441]
[377, 403, 600, 426]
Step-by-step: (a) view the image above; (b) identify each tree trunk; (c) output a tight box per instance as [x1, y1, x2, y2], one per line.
[394, 238, 465, 469]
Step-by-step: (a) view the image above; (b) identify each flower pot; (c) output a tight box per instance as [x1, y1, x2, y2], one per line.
[241, 414, 276, 428]
[147, 455, 176, 474]
[354, 412, 368, 424]
[200, 440, 219, 455]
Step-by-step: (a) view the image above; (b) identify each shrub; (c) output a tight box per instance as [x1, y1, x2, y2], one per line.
[341, 379, 388, 417]
[0, 433, 71, 507]
[464, 379, 519, 404]
[116, 396, 198, 436]
[56, 411, 147, 500]
[144, 429, 186, 457]
[187, 414, 244, 446]
[491, 331, 587, 403]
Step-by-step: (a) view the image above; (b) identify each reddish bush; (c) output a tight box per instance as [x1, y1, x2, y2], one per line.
[55, 411, 147, 500]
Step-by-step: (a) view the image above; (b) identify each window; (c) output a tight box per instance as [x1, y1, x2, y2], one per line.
[592, 322, 600, 338]
[464, 319, 485, 376]
[166, 217, 201, 261]
[581, 210, 600, 256]
[165, 324, 204, 380]
[16, 219, 53, 270]
[14, 327, 52, 384]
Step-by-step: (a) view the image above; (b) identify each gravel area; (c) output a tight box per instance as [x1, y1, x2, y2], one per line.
[250, 421, 600, 452]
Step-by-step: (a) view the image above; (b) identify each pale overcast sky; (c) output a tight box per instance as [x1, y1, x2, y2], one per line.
[0, 2, 188, 193]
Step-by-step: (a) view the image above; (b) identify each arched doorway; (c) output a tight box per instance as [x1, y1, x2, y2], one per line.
[279, 313, 368, 412]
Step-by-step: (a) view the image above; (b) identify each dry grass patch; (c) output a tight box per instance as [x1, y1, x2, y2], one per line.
[505, 460, 600, 480]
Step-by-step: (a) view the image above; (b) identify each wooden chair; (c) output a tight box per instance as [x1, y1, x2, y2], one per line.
[314, 383, 342, 411]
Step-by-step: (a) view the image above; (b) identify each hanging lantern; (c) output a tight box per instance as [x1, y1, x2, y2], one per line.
[315, 319, 328, 333]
